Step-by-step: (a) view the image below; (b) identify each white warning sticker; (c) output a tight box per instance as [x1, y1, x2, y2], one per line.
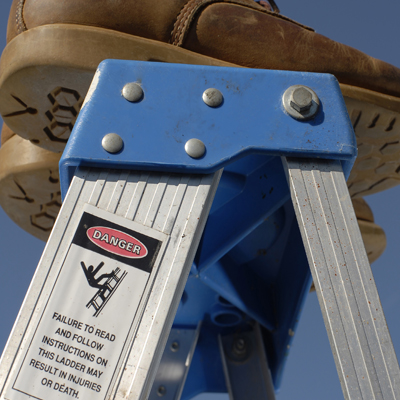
[10, 206, 166, 400]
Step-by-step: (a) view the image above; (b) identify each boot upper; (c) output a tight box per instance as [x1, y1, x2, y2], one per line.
[6, 0, 400, 97]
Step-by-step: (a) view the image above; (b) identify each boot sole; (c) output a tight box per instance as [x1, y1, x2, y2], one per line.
[0, 24, 234, 153]
[0, 134, 61, 241]
[0, 24, 399, 197]
[341, 85, 400, 197]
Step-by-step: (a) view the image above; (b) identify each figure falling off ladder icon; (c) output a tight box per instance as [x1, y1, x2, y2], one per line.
[80, 261, 127, 317]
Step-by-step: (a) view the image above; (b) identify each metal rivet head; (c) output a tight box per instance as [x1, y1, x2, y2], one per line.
[185, 139, 206, 159]
[202, 88, 223, 107]
[102, 133, 123, 153]
[282, 85, 320, 120]
[122, 82, 143, 102]
[171, 341, 180, 352]
[233, 337, 247, 356]
[157, 386, 166, 397]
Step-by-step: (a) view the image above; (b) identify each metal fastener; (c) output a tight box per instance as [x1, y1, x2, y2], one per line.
[290, 87, 313, 113]
[233, 337, 247, 356]
[185, 139, 206, 159]
[171, 341, 180, 352]
[282, 85, 320, 120]
[202, 88, 223, 107]
[122, 82, 143, 102]
[157, 386, 167, 397]
[102, 133, 124, 153]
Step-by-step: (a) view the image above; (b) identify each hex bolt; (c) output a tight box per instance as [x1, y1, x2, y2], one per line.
[122, 82, 143, 102]
[282, 85, 320, 120]
[171, 341, 180, 352]
[202, 88, 223, 107]
[102, 133, 124, 153]
[290, 87, 313, 113]
[185, 138, 206, 159]
[157, 386, 167, 397]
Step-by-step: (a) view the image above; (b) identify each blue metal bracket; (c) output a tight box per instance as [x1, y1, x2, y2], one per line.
[60, 60, 356, 197]
[58, 60, 358, 396]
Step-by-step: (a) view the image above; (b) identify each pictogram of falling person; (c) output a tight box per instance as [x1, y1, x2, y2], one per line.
[80, 261, 114, 289]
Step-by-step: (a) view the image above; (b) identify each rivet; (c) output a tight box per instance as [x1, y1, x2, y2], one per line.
[171, 341, 180, 352]
[233, 337, 247, 356]
[185, 139, 206, 159]
[282, 85, 320, 120]
[157, 386, 166, 397]
[122, 82, 143, 102]
[203, 88, 223, 107]
[102, 133, 123, 153]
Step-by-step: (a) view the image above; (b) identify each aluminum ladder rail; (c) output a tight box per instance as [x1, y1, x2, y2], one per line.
[0, 167, 221, 400]
[284, 157, 400, 399]
[0, 60, 398, 400]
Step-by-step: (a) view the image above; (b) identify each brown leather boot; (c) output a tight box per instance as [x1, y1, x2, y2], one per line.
[0, 124, 61, 241]
[1, 0, 400, 196]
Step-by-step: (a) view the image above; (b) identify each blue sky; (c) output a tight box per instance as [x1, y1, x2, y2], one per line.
[0, 1, 400, 399]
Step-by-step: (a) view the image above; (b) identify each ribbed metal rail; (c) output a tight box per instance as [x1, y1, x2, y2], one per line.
[284, 157, 400, 400]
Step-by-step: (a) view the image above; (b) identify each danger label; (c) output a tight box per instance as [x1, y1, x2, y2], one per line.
[11, 206, 165, 400]
[87, 227, 148, 258]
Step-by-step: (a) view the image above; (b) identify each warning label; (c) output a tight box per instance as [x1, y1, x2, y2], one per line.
[11, 207, 165, 400]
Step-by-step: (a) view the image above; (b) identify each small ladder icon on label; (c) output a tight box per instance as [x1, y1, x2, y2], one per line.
[86, 267, 127, 317]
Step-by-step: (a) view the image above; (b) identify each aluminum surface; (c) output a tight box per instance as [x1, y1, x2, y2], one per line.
[0, 168, 221, 400]
[284, 157, 400, 400]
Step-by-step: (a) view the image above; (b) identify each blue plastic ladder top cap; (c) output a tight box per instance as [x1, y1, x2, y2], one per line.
[59, 60, 357, 197]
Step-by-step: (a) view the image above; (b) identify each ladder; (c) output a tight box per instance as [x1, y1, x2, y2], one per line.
[0, 61, 399, 400]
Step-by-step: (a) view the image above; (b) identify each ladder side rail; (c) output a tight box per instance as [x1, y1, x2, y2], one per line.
[283, 157, 400, 400]
[0, 167, 221, 400]
[0, 168, 93, 393]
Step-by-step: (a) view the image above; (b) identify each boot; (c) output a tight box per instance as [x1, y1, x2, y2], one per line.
[0, 124, 61, 241]
[1, 0, 399, 196]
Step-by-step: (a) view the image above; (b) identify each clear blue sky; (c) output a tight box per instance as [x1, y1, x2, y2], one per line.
[0, 1, 399, 399]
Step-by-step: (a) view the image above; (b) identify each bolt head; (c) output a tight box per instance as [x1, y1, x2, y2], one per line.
[282, 85, 320, 121]
[185, 139, 206, 159]
[122, 82, 143, 102]
[290, 87, 313, 113]
[203, 88, 223, 107]
[102, 133, 124, 153]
